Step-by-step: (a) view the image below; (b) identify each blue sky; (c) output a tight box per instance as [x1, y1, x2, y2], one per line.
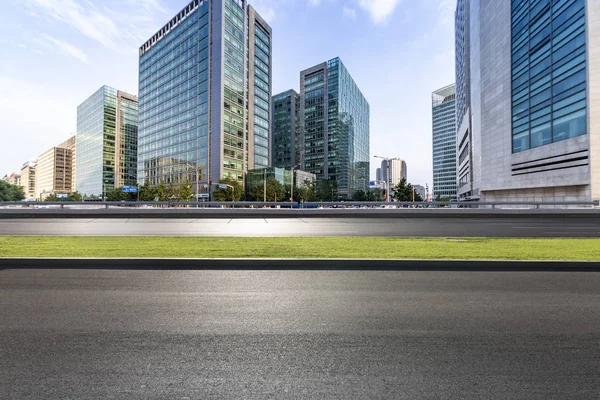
[0, 0, 455, 188]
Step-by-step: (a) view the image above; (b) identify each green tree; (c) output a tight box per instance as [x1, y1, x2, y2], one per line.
[391, 179, 424, 202]
[0, 180, 25, 201]
[248, 178, 285, 202]
[213, 178, 243, 202]
[139, 181, 156, 201]
[352, 190, 368, 201]
[315, 179, 338, 201]
[106, 188, 128, 202]
[298, 181, 317, 203]
[369, 188, 384, 202]
[175, 182, 195, 202]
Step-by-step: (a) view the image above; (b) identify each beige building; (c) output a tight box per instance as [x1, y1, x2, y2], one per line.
[20, 161, 37, 200]
[9, 173, 21, 187]
[35, 136, 76, 200]
[381, 158, 408, 187]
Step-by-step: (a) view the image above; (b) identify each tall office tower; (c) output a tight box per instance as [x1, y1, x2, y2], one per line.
[76, 86, 139, 198]
[455, 0, 480, 201]
[35, 136, 76, 200]
[299, 57, 370, 198]
[375, 168, 382, 182]
[272, 90, 300, 169]
[138, 0, 272, 190]
[432, 84, 458, 199]
[455, 0, 599, 203]
[380, 158, 408, 187]
[20, 161, 37, 200]
[8, 173, 21, 187]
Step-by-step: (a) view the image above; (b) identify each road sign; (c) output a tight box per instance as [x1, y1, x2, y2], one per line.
[218, 184, 228, 189]
[56, 194, 68, 199]
[122, 186, 138, 193]
[198, 193, 209, 198]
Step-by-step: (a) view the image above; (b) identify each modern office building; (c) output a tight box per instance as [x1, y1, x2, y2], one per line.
[246, 167, 291, 200]
[272, 89, 300, 169]
[299, 57, 370, 198]
[58, 136, 77, 192]
[455, 0, 599, 203]
[375, 168, 382, 182]
[455, 0, 480, 201]
[138, 0, 272, 192]
[432, 84, 458, 199]
[380, 158, 407, 188]
[76, 86, 138, 198]
[35, 136, 76, 200]
[20, 161, 37, 200]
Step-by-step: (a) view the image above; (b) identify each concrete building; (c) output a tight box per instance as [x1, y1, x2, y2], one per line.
[456, 0, 599, 203]
[35, 136, 76, 200]
[300, 57, 370, 198]
[375, 168, 382, 182]
[414, 185, 427, 200]
[138, 0, 272, 191]
[8, 173, 21, 187]
[58, 136, 77, 192]
[272, 89, 300, 169]
[76, 86, 138, 198]
[432, 84, 457, 199]
[20, 161, 37, 200]
[380, 158, 407, 188]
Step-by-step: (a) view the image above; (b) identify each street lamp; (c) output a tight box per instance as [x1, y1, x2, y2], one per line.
[374, 155, 391, 203]
[290, 164, 300, 204]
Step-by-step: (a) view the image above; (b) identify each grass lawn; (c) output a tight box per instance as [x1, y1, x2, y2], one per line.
[0, 237, 598, 260]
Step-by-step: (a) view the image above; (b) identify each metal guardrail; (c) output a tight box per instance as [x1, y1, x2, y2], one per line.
[0, 200, 598, 209]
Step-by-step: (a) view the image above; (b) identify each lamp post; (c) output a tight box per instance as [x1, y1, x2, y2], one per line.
[374, 156, 391, 203]
[290, 164, 300, 204]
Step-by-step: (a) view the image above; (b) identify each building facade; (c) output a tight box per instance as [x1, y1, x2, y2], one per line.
[138, 0, 272, 192]
[76, 86, 138, 198]
[8, 173, 21, 187]
[456, 0, 599, 203]
[299, 57, 370, 198]
[35, 137, 76, 200]
[432, 84, 458, 199]
[58, 136, 77, 192]
[272, 89, 300, 169]
[380, 158, 407, 188]
[414, 184, 427, 200]
[20, 161, 37, 200]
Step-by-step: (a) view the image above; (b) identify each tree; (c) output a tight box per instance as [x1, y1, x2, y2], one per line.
[0, 180, 25, 201]
[175, 182, 195, 202]
[298, 181, 317, 203]
[391, 179, 424, 202]
[248, 178, 284, 202]
[213, 178, 243, 202]
[43, 192, 84, 202]
[315, 179, 338, 201]
[369, 188, 384, 202]
[139, 181, 157, 202]
[353, 190, 368, 201]
[106, 188, 128, 202]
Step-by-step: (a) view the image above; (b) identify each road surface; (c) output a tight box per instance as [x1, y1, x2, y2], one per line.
[0, 216, 598, 237]
[1, 267, 599, 399]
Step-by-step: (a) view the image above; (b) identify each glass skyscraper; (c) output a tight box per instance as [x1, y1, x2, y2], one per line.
[138, 0, 272, 190]
[76, 86, 139, 198]
[432, 84, 457, 199]
[511, 0, 587, 153]
[272, 89, 300, 169]
[299, 58, 370, 198]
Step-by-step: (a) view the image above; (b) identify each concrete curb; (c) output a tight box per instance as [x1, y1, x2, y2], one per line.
[1, 258, 599, 271]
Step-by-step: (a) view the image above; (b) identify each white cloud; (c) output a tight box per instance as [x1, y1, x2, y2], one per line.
[356, 0, 400, 23]
[249, 0, 277, 23]
[309, 0, 322, 5]
[27, 0, 172, 54]
[41, 34, 91, 64]
[343, 6, 357, 20]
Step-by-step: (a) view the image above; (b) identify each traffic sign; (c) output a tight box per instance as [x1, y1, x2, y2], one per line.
[218, 184, 228, 189]
[56, 194, 68, 199]
[122, 186, 138, 193]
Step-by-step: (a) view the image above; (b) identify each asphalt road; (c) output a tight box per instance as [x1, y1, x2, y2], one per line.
[0, 216, 598, 237]
[1, 268, 599, 399]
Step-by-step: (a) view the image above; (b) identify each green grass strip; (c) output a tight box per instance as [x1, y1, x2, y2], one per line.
[0, 237, 598, 260]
